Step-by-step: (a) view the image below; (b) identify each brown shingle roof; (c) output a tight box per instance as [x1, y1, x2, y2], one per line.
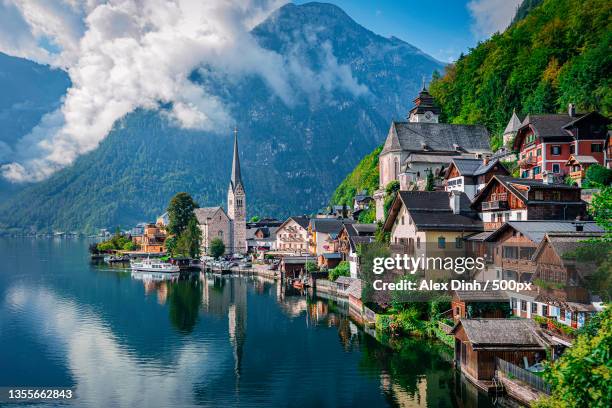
[452, 319, 546, 348]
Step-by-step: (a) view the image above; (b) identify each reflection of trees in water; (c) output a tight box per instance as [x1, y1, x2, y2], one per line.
[168, 275, 203, 334]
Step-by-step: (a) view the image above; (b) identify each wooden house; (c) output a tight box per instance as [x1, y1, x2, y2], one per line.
[445, 157, 509, 200]
[337, 223, 376, 278]
[565, 155, 600, 186]
[471, 175, 586, 231]
[451, 290, 509, 323]
[451, 319, 547, 383]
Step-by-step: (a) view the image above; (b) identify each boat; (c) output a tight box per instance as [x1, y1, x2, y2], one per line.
[130, 258, 180, 273]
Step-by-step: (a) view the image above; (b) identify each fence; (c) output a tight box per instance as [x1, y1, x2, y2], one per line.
[496, 358, 551, 395]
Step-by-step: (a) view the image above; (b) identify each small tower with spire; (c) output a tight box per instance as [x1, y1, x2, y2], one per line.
[227, 127, 247, 254]
[407, 79, 440, 123]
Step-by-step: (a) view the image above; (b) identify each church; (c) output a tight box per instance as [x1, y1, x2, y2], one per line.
[374, 86, 492, 220]
[195, 129, 247, 255]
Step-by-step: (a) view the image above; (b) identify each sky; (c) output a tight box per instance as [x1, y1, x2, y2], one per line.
[297, 0, 522, 62]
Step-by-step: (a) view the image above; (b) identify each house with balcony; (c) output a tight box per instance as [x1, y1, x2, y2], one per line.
[565, 155, 600, 186]
[275, 216, 310, 254]
[444, 157, 509, 200]
[308, 218, 354, 260]
[470, 176, 587, 231]
[337, 223, 376, 278]
[513, 105, 609, 180]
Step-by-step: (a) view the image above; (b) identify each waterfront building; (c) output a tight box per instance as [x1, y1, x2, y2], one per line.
[444, 157, 509, 200]
[470, 175, 587, 231]
[246, 225, 279, 254]
[195, 207, 231, 255]
[156, 212, 169, 227]
[337, 223, 376, 278]
[275, 216, 310, 254]
[451, 290, 509, 323]
[374, 87, 491, 220]
[451, 319, 548, 383]
[513, 106, 609, 180]
[133, 223, 166, 253]
[308, 218, 354, 258]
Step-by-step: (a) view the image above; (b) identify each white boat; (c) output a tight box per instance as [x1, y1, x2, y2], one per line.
[130, 258, 180, 273]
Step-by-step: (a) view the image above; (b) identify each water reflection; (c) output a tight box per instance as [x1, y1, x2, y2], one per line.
[0, 238, 500, 407]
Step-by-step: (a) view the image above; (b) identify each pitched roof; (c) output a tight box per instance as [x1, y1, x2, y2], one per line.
[384, 191, 482, 232]
[346, 279, 362, 299]
[382, 122, 491, 155]
[532, 231, 605, 264]
[352, 223, 377, 235]
[485, 221, 603, 244]
[279, 216, 310, 231]
[465, 230, 496, 241]
[450, 157, 508, 177]
[521, 114, 576, 138]
[335, 276, 357, 286]
[454, 289, 509, 302]
[567, 155, 599, 165]
[452, 319, 546, 348]
[194, 207, 227, 224]
[503, 110, 523, 134]
[349, 235, 375, 252]
[310, 218, 353, 234]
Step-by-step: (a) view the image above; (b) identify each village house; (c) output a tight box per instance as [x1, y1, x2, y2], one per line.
[246, 225, 279, 254]
[275, 216, 310, 254]
[444, 157, 509, 200]
[451, 319, 548, 384]
[132, 223, 166, 253]
[308, 218, 354, 258]
[383, 191, 482, 263]
[451, 290, 510, 323]
[337, 223, 376, 278]
[374, 87, 491, 220]
[565, 155, 600, 186]
[156, 212, 169, 227]
[353, 190, 373, 211]
[513, 105, 609, 180]
[470, 175, 587, 231]
[195, 207, 231, 255]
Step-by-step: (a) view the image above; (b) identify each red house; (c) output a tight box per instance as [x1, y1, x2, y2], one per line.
[513, 105, 609, 180]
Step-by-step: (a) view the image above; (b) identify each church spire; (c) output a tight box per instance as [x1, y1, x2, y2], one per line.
[230, 126, 242, 191]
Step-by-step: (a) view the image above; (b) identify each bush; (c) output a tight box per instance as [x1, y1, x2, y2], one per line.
[305, 261, 318, 273]
[584, 164, 612, 187]
[210, 238, 225, 259]
[328, 261, 350, 281]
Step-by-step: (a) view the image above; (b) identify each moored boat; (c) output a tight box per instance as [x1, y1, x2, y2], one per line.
[130, 258, 180, 273]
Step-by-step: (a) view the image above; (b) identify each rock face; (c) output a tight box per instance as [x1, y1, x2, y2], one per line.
[0, 2, 444, 233]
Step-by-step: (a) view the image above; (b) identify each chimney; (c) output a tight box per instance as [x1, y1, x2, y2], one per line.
[568, 103, 576, 117]
[450, 191, 461, 215]
[574, 218, 584, 232]
[483, 156, 490, 165]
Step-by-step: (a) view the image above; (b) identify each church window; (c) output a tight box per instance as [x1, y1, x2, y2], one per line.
[218, 230, 223, 238]
[393, 158, 399, 179]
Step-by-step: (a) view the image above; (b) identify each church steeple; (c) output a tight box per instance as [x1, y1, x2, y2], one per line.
[230, 127, 243, 192]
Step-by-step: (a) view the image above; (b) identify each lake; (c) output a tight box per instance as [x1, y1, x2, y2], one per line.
[0, 238, 498, 407]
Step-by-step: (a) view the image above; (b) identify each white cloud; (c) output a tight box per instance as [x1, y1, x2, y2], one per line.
[0, 0, 368, 182]
[467, 0, 522, 39]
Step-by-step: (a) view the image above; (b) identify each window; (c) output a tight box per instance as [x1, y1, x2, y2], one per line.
[503, 246, 518, 259]
[521, 300, 527, 312]
[512, 298, 517, 309]
[503, 212, 510, 222]
[416, 237, 420, 249]
[552, 163, 560, 173]
[521, 170, 530, 178]
[560, 308, 566, 321]
[438, 237, 446, 249]
[537, 148, 542, 157]
[535, 190, 544, 200]
[218, 230, 223, 238]
[517, 212, 522, 221]
[533, 166, 541, 176]
[455, 237, 463, 248]
[542, 305, 548, 316]
[497, 213, 503, 223]
[519, 247, 535, 260]
[401, 216, 404, 225]
[550, 145, 561, 155]
[569, 144, 575, 154]
[531, 302, 538, 314]
[591, 144, 603, 153]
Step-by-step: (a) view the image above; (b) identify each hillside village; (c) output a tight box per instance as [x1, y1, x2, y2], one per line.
[90, 83, 612, 404]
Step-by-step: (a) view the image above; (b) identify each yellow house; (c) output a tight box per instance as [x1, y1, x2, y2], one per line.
[383, 191, 483, 277]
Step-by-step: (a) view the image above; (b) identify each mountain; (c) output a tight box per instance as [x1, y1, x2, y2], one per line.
[0, 2, 444, 233]
[0, 52, 70, 200]
[429, 0, 610, 149]
[330, 0, 611, 207]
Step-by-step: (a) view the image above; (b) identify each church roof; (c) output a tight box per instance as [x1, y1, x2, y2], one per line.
[381, 122, 490, 155]
[503, 110, 523, 135]
[408, 87, 441, 116]
[195, 207, 228, 224]
[230, 128, 243, 192]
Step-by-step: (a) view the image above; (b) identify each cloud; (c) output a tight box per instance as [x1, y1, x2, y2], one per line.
[0, 0, 368, 182]
[467, 0, 522, 39]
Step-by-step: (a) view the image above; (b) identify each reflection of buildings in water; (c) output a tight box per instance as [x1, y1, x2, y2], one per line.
[228, 278, 247, 380]
[132, 272, 176, 305]
[277, 296, 308, 318]
[380, 371, 428, 407]
[156, 282, 168, 305]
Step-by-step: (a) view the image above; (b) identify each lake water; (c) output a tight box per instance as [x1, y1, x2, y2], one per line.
[0, 238, 498, 407]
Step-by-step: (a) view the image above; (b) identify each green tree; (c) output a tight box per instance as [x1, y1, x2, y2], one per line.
[328, 261, 350, 281]
[534, 306, 612, 408]
[425, 169, 434, 191]
[167, 192, 198, 236]
[590, 186, 612, 237]
[305, 261, 318, 273]
[209, 237, 225, 259]
[182, 218, 202, 258]
[584, 165, 612, 188]
[249, 215, 261, 222]
[383, 180, 400, 218]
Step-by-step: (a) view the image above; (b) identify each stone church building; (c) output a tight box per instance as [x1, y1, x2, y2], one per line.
[195, 129, 247, 255]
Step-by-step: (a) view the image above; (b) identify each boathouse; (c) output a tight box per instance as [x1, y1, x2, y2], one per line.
[451, 290, 510, 323]
[451, 319, 547, 383]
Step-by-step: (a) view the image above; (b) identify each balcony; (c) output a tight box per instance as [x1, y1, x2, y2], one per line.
[569, 169, 586, 181]
[518, 156, 537, 168]
[482, 193, 508, 211]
